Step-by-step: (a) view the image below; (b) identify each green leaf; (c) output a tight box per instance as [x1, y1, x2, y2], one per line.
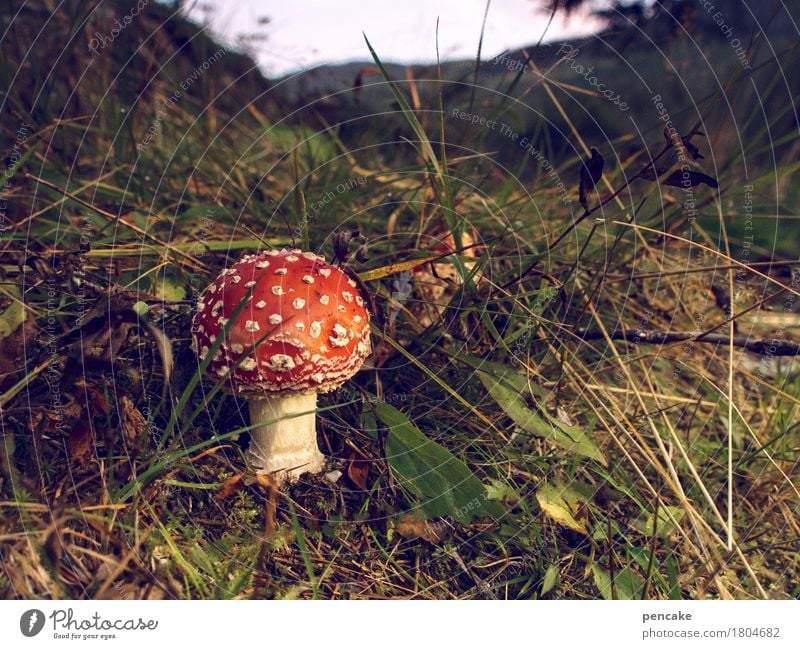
[541, 564, 560, 596]
[592, 565, 644, 600]
[154, 275, 186, 301]
[485, 479, 520, 504]
[0, 285, 25, 339]
[535, 482, 588, 534]
[375, 400, 502, 524]
[477, 368, 606, 465]
[632, 505, 685, 538]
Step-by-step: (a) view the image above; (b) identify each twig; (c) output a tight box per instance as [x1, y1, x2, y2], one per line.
[575, 328, 800, 356]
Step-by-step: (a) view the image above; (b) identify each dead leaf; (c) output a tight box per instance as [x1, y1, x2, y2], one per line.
[143, 321, 173, 401]
[0, 284, 36, 388]
[395, 514, 449, 542]
[536, 482, 589, 534]
[67, 420, 94, 463]
[76, 380, 110, 415]
[216, 474, 245, 499]
[43, 526, 65, 568]
[253, 472, 278, 491]
[346, 451, 370, 491]
[119, 395, 147, 443]
[579, 147, 604, 210]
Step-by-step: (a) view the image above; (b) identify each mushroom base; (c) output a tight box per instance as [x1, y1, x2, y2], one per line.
[245, 392, 325, 484]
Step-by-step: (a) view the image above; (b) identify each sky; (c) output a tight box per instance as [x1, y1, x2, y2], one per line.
[184, 0, 602, 77]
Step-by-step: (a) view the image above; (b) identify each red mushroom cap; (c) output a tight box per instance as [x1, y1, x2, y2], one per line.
[191, 249, 371, 395]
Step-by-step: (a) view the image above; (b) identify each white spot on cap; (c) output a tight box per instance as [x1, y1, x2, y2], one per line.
[217, 366, 229, 377]
[245, 321, 260, 332]
[342, 292, 353, 303]
[302, 252, 317, 260]
[355, 296, 364, 306]
[295, 322, 305, 331]
[338, 305, 346, 312]
[256, 260, 270, 268]
[199, 346, 209, 360]
[268, 354, 295, 372]
[271, 286, 285, 295]
[241, 357, 257, 371]
[302, 275, 314, 284]
[267, 250, 280, 256]
[319, 295, 330, 305]
[208, 284, 217, 293]
[309, 321, 322, 338]
[318, 268, 332, 278]
[354, 315, 362, 323]
[255, 300, 267, 309]
[275, 267, 288, 275]
[230, 275, 242, 284]
[269, 314, 282, 324]
[218, 317, 229, 327]
[348, 278, 357, 287]
[230, 343, 244, 354]
[312, 372, 325, 383]
[329, 323, 350, 347]
[286, 255, 299, 262]
[211, 300, 224, 313]
[245, 280, 256, 288]
[292, 298, 305, 309]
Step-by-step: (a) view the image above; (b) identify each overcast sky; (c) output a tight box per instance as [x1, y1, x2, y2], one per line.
[185, 0, 601, 77]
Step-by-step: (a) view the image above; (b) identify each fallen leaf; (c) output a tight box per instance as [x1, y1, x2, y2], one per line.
[143, 322, 173, 400]
[536, 482, 589, 534]
[154, 276, 186, 301]
[76, 380, 110, 415]
[0, 284, 36, 387]
[592, 565, 644, 600]
[119, 395, 147, 443]
[485, 479, 520, 504]
[0, 284, 25, 338]
[67, 420, 94, 463]
[216, 474, 245, 500]
[346, 451, 370, 491]
[375, 400, 503, 523]
[395, 514, 449, 542]
[541, 564, 560, 596]
[478, 368, 606, 465]
[632, 505, 685, 538]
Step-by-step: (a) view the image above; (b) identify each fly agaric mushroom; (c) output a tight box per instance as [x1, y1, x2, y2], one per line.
[191, 249, 371, 484]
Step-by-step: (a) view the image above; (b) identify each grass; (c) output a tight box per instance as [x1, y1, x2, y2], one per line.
[1, 0, 799, 600]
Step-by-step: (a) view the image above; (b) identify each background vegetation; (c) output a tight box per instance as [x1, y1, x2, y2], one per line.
[1, 0, 798, 599]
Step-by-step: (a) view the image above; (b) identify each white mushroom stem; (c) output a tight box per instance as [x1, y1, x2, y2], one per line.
[244, 392, 325, 484]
